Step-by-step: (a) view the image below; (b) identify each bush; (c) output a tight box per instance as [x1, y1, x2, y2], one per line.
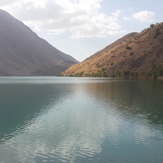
[114, 70, 138, 78]
[129, 52, 134, 56]
[150, 24, 155, 28]
[126, 46, 132, 50]
[74, 72, 84, 77]
[148, 64, 163, 79]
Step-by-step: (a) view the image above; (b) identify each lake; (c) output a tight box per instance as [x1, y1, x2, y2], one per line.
[0, 77, 163, 163]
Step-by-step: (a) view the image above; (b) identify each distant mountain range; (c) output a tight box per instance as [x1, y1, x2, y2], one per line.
[0, 9, 78, 76]
[62, 22, 163, 79]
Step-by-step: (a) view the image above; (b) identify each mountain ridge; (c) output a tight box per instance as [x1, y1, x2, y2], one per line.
[0, 9, 78, 76]
[62, 22, 163, 78]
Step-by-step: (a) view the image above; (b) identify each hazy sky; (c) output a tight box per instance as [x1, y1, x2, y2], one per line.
[0, 0, 162, 61]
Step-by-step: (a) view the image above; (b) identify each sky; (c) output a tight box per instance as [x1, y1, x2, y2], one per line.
[0, 0, 162, 61]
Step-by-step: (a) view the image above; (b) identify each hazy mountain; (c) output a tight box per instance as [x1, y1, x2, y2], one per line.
[0, 9, 78, 76]
[62, 23, 163, 78]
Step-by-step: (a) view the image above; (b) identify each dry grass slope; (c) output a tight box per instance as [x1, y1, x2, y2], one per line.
[62, 22, 163, 78]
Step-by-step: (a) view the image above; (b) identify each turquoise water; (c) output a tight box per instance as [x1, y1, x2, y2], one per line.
[0, 77, 163, 163]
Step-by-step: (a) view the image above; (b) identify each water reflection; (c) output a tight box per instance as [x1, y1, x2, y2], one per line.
[0, 77, 163, 163]
[0, 83, 73, 141]
[84, 80, 163, 124]
[0, 83, 121, 162]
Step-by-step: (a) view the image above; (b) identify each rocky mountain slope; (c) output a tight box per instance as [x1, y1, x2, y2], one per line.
[62, 23, 163, 78]
[0, 9, 78, 76]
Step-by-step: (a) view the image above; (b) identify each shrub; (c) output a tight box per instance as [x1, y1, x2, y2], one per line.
[150, 24, 155, 28]
[126, 46, 132, 50]
[129, 52, 134, 56]
[74, 72, 84, 77]
[114, 70, 138, 78]
[148, 64, 163, 79]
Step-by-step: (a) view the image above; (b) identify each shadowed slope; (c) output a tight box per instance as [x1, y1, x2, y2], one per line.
[0, 9, 78, 76]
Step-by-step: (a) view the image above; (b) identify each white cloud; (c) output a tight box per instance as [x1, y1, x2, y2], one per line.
[1, 0, 125, 38]
[133, 11, 155, 22]
[123, 16, 131, 21]
[0, 0, 16, 6]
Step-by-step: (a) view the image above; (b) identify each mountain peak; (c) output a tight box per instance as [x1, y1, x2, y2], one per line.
[0, 9, 78, 76]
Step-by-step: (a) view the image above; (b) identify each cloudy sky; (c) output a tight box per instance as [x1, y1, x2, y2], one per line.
[0, 0, 162, 61]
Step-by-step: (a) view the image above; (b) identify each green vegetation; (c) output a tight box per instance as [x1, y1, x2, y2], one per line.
[74, 72, 84, 77]
[113, 64, 163, 79]
[147, 64, 163, 79]
[114, 70, 138, 78]
[87, 70, 107, 77]
[126, 46, 132, 50]
[68, 65, 163, 79]
[150, 24, 155, 28]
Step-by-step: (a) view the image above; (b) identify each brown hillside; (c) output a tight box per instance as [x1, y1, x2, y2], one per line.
[62, 23, 163, 78]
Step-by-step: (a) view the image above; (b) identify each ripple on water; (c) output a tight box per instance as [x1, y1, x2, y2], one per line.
[0, 78, 163, 163]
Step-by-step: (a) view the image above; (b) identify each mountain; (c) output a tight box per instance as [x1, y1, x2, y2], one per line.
[0, 9, 78, 76]
[62, 22, 163, 78]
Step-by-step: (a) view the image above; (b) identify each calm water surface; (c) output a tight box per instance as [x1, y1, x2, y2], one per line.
[0, 77, 163, 163]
